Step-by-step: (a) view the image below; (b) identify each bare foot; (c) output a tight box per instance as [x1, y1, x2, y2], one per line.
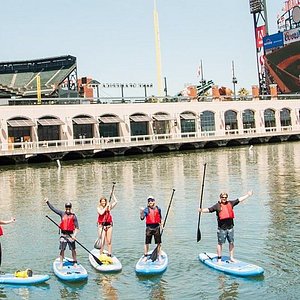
[58, 263, 63, 269]
[230, 258, 236, 263]
[142, 255, 148, 262]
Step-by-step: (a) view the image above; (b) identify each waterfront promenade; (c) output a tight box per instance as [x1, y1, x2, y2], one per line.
[0, 93, 299, 163]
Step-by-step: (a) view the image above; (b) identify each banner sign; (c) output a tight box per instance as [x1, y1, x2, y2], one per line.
[263, 32, 284, 50]
[255, 25, 266, 48]
[283, 0, 300, 13]
[99, 83, 153, 88]
[283, 27, 300, 44]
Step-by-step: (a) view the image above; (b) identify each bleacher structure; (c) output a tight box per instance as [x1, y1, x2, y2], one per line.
[0, 55, 78, 98]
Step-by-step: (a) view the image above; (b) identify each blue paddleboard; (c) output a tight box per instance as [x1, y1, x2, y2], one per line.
[53, 257, 88, 282]
[0, 273, 50, 285]
[135, 250, 168, 275]
[199, 252, 264, 277]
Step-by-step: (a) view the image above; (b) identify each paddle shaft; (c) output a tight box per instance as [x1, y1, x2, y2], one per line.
[46, 215, 103, 265]
[150, 189, 175, 261]
[197, 163, 207, 242]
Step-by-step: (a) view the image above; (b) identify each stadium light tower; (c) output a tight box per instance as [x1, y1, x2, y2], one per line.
[153, 0, 163, 97]
[249, 0, 268, 95]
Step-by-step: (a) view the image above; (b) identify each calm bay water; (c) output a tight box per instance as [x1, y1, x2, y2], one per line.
[0, 142, 299, 299]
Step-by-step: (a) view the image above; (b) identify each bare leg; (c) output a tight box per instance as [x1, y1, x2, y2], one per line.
[98, 226, 106, 254]
[229, 243, 235, 262]
[217, 244, 222, 263]
[142, 244, 150, 262]
[144, 244, 149, 255]
[71, 249, 77, 266]
[106, 227, 113, 255]
[59, 250, 65, 268]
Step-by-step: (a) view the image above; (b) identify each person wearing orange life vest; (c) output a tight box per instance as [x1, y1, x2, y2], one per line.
[97, 191, 118, 257]
[140, 196, 163, 261]
[0, 217, 16, 269]
[199, 191, 253, 263]
[45, 198, 79, 269]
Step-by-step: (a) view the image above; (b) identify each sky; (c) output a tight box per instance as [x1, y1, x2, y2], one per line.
[0, 0, 284, 98]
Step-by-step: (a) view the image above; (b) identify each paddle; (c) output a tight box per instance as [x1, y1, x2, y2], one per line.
[94, 182, 116, 249]
[150, 188, 176, 262]
[197, 163, 207, 242]
[45, 215, 103, 266]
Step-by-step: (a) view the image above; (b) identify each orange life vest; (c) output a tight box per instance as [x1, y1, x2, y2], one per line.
[146, 207, 161, 225]
[60, 213, 75, 231]
[98, 210, 113, 224]
[218, 202, 235, 220]
[0, 226, 3, 236]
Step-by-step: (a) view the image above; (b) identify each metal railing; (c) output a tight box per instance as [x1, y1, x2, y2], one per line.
[1, 126, 299, 157]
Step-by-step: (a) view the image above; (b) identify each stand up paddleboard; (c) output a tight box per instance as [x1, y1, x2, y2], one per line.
[199, 252, 264, 277]
[135, 250, 168, 275]
[89, 249, 122, 272]
[0, 273, 50, 285]
[53, 257, 88, 282]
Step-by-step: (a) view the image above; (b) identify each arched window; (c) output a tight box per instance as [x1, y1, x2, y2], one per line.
[264, 109, 276, 129]
[180, 112, 196, 133]
[225, 110, 238, 131]
[200, 111, 215, 132]
[129, 114, 151, 136]
[280, 108, 291, 127]
[242, 109, 255, 129]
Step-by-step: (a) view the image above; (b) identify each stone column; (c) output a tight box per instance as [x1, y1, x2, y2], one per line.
[270, 84, 278, 100]
[212, 85, 220, 101]
[252, 85, 259, 101]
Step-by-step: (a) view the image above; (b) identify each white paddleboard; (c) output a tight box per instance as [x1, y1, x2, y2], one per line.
[89, 249, 122, 272]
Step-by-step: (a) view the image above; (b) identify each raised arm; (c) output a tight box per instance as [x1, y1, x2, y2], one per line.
[45, 198, 64, 217]
[0, 217, 16, 225]
[110, 192, 118, 210]
[238, 190, 253, 203]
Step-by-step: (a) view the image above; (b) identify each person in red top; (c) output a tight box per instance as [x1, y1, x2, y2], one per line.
[140, 196, 163, 261]
[45, 198, 79, 268]
[97, 191, 118, 257]
[0, 217, 16, 269]
[199, 191, 253, 263]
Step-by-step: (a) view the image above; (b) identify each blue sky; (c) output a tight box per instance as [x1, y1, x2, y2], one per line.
[0, 0, 283, 97]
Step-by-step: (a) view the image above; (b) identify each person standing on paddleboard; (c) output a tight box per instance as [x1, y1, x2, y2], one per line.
[97, 191, 118, 257]
[45, 199, 79, 269]
[140, 196, 163, 261]
[0, 217, 16, 269]
[199, 191, 253, 263]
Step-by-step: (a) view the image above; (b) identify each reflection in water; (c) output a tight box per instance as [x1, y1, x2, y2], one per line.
[59, 286, 82, 300]
[138, 276, 166, 300]
[148, 278, 167, 300]
[0, 287, 7, 299]
[100, 275, 119, 300]
[0, 143, 299, 299]
[217, 275, 239, 300]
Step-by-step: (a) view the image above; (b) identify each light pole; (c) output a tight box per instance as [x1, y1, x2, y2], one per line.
[232, 61, 238, 100]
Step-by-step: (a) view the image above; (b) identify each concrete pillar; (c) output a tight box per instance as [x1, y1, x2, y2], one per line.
[270, 84, 278, 99]
[212, 85, 220, 101]
[252, 85, 259, 100]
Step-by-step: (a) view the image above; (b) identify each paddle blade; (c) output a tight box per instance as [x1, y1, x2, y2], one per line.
[150, 246, 159, 262]
[94, 238, 101, 250]
[197, 229, 201, 242]
[92, 254, 103, 266]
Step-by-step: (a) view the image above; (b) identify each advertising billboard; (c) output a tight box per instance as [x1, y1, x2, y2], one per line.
[263, 32, 284, 51]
